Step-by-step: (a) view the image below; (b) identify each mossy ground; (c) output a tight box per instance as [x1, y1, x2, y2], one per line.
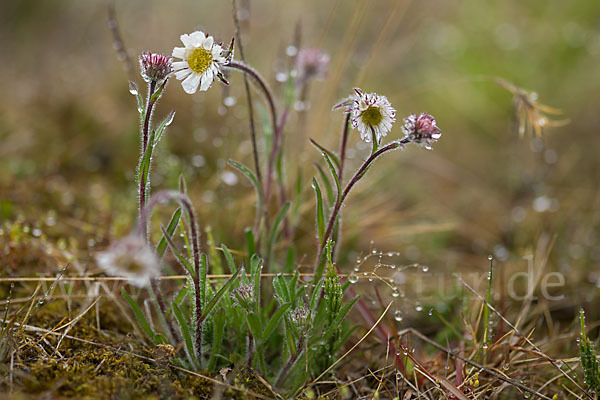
[2, 299, 274, 399]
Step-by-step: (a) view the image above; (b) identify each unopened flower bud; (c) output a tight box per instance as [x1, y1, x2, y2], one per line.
[139, 51, 173, 83]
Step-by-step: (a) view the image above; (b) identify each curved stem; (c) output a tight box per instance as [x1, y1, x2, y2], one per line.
[313, 139, 407, 278]
[225, 61, 281, 233]
[332, 114, 351, 259]
[232, 4, 263, 198]
[138, 190, 203, 359]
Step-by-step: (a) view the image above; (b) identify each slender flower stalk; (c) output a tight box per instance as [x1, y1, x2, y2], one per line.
[224, 60, 285, 246]
[232, 0, 263, 201]
[313, 139, 409, 279]
[331, 114, 351, 259]
[138, 190, 203, 360]
[136, 52, 172, 239]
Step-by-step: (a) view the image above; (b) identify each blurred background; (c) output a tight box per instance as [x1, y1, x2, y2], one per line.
[1, 0, 599, 326]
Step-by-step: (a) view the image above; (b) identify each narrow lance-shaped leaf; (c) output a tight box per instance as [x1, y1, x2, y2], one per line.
[173, 303, 199, 368]
[149, 79, 167, 103]
[200, 269, 241, 322]
[310, 278, 324, 312]
[138, 129, 156, 201]
[228, 159, 264, 208]
[156, 208, 181, 259]
[263, 303, 292, 342]
[154, 110, 176, 144]
[199, 253, 208, 309]
[129, 81, 144, 116]
[315, 163, 335, 206]
[220, 243, 237, 274]
[321, 296, 359, 343]
[206, 226, 223, 274]
[159, 225, 195, 278]
[322, 152, 341, 202]
[312, 178, 326, 244]
[208, 311, 226, 370]
[245, 228, 256, 264]
[268, 202, 291, 262]
[122, 288, 163, 344]
[309, 138, 341, 170]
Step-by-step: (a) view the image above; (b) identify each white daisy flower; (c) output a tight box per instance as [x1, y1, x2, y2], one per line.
[95, 234, 161, 287]
[172, 31, 227, 94]
[342, 88, 396, 144]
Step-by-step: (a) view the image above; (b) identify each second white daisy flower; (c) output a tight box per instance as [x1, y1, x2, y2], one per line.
[336, 88, 396, 144]
[172, 31, 227, 94]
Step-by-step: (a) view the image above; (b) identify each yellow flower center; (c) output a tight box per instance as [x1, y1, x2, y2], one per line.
[187, 47, 213, 74]
[360, 106, 383, 127]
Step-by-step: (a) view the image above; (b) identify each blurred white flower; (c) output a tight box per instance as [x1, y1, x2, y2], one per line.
[95, 234, 160, 287]
[337, 88, 396, 144]
[172, 31, 227, 94]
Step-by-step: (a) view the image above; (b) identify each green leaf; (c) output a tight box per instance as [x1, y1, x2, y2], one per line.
[263, 303, 292, 342]
[206, 226, 223, 275]
[310, 278, 324, 311]
[199, 253, 208, 309]
[315, 163, 335, 206]
[228, 160, 264, 220]
[220, 243, 237, 274]
[312, 178, 326, 244]
[200, 269, 241, 322]
[309, 138, 341, 170]
[245, 229, 256, 264]
[121, 288, 162, 344]
[173, 302, 199, 367]
[159, 225, 195, 278]
[208, 311, 226, 370]
[156, 208, 181, 259]
[137, 129, 156, 201]
[251, 257, 263, 314]
[246, 312, 262, 341]
[150, 80, 166, 103]
[154, 110, 175, 144]
[322, 152, 341, 202]
[268, 202, 290, 262]
[129, 81, 144, 116]
[273, 274, 290, 304]
[322, 296, 359, 342]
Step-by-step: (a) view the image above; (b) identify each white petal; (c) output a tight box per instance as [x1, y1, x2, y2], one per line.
[199, 71, 214, 91]
[180, 34, 193, 47]
[211, 45, 223, 56]
[182, 73, 201, 94]
[172, 47, 186, 59]
[175, 69, 192, 80]
[172, 61, 189, 71]
[203, 36, 214, 50]
[190, 31, 206, 47]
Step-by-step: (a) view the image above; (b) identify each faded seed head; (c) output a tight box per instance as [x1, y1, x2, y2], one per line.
[95, 233, 160, 287]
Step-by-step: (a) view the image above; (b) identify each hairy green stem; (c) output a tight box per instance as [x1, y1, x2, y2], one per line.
[138, 190, 203, 360]
[313, 139, 409, 280]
